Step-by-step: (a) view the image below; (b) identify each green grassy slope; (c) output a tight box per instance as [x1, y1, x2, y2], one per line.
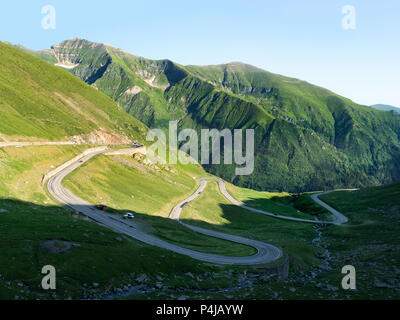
[0, 145, 88, 203]
[320, 182, 400, 221]
[11, 44, 58, 65]
[225, 183, 317, 220]
[0, 198, 230, 300]
[0, 41, 146, 142]
[312, 183, 400, 299]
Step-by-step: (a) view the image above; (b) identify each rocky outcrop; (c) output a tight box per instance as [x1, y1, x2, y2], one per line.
[125, 86, 142, 96]
[51, 39, 112, 84]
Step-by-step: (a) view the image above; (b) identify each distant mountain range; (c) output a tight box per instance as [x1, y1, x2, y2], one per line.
[371, 104, 400, 114]
[5, 39, 400, 192]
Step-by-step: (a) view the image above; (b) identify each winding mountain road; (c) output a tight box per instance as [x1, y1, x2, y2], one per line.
[45, 147, 283, 265]
[188, 178, 347, 226]
[42, 146, 348, 266]
[311, 191, 349, 225]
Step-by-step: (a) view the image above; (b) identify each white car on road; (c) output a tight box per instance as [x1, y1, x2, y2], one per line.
[123, 212, 135, 220]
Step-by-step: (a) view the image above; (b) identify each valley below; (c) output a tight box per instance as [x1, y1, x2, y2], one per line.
[1, 142, 399, 300]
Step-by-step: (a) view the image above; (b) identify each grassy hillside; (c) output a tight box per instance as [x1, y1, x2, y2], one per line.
[0, 198, 229, 300]
[313, 184, 400, 299]
[0, 145, 88, 203]
[320, 182, 400, 221]
[0, 41, 146, 142]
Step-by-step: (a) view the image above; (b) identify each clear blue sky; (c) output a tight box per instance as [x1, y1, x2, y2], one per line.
[1, 0, 399, 107]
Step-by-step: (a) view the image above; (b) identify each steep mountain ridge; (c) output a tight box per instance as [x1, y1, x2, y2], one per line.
[29, 39, 187, 128]
[17, 39, 400, 192]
